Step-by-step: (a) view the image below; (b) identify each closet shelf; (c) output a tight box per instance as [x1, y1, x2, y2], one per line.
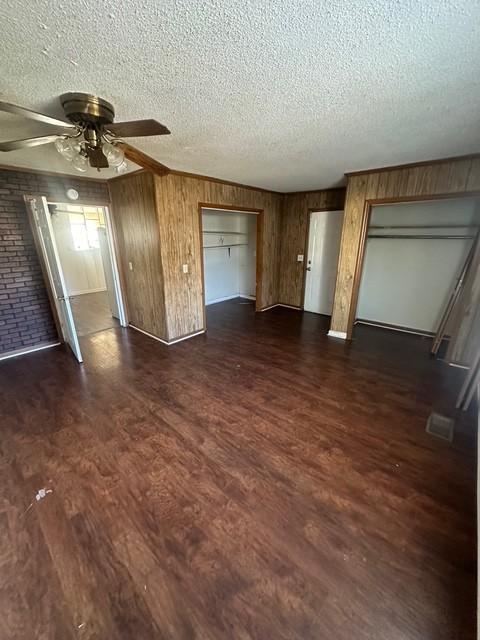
[203, 243, 248, 248]
[202, 230, 247, 235]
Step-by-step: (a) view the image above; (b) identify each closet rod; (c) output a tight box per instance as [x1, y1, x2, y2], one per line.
[203, 244, 248, 248]
[369, 224, 479, 230]
[203, 230, 246, 235]
[367, 234, 475, 240]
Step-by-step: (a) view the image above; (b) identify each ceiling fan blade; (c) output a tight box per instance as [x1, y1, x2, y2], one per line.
[118, 142, 170, 176]
[0, 134, 61, 152]
[86, 146, 109, 168]
[0, 101, 75, 129]
[106, 119, 170, 138]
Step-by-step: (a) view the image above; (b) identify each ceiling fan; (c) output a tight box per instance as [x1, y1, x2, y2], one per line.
[0, 93, 171, 175]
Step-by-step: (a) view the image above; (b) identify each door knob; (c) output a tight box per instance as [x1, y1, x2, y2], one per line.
[306, 267, 311, 271]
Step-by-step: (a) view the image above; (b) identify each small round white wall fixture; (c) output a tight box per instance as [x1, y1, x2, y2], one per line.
[66, 188, 79, 201]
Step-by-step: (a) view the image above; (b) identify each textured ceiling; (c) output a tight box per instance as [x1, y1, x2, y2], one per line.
[1, 0, 479, 190]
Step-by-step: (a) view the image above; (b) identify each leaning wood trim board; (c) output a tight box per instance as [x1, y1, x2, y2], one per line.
[330, 156, 480, 339]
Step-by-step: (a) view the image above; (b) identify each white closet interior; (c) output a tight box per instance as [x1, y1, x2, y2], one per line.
[202, 209, 257, 305]
[357, 198, 480, 333]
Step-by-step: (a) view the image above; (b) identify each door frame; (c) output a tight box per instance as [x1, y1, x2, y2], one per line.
[27, 196, 129, 355]
[46, 201, 128, 328]
[301, 207, 345, 310]
[197, 203, 263, 331]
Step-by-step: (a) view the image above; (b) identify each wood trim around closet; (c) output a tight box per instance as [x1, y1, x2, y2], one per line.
[345, 191, 480, 339]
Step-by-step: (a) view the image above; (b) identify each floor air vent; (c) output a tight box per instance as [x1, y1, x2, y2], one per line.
[426, 413, 455, 442]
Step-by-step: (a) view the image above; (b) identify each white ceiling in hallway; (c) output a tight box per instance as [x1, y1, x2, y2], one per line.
[1, 0, 479, 190]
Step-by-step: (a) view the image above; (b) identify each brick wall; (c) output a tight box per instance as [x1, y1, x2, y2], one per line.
[0, 168, 109, 357]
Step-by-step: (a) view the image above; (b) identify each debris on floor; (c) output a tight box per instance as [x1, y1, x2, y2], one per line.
[35, 488, 53, 501]
[21, 487, 53, 517]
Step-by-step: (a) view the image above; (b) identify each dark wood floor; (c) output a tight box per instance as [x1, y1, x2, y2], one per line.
[70, 290, 119, 337]
[0, 300, 476, 639]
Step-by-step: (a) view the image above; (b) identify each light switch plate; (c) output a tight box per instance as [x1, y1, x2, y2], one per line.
[297, 254, 304, 262]
[182, 264, 189, 274]
[128, 261, 133, 271]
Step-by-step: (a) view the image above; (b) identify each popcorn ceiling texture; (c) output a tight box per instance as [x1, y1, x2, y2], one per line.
[0, 0, 479, 190]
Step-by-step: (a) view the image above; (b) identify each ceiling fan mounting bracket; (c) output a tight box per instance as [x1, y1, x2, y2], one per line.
[60, 92, 115, 127]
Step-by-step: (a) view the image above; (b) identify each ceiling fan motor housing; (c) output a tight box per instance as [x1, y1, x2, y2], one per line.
[60, 92, 115, 127]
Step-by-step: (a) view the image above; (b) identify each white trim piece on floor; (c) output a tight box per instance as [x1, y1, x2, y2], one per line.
[129, 324, 205, 346]
[0, 341, 61, 362]
[129, 324, 170, 345]
[258, 304, 278, 312]
[328, 330, 347, 340]
[168, 330, 206, 345]
[355, 319, 434, 338]
[259, 303, 302, 312]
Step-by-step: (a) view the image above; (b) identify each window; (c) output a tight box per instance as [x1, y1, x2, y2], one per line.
[68, 207, 105, 251]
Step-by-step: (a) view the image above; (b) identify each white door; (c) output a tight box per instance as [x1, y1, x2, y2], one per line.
[304, 210, 344, 315]
[24, 195, 83, 363]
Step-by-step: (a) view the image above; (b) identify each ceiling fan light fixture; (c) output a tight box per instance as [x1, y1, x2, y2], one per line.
[0, 94, 171, 175]
[72, 153, 88, 172]
[115, 160, 128, 174]
[54, 136, 81, 161]
[102, 141, 125, 167]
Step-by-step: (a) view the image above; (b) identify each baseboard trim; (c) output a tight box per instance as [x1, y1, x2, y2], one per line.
[258, 303, 302, 312]
[355, 318, 435, 338]
[206, 294, 241, 306]
[328, 330, 347, 340]
[129, 324, 169, 345]
[168, 330, 206, 345]
[206, 294, 256, 306]
[0, 341, 61, 362]
[129, 324, 205, 346]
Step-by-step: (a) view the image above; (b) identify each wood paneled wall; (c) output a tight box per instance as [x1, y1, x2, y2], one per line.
[278, 188, 346, 306]
[109, 173, 168, 339]
[110, 170, 283, 342]
[154, 173, 283, 340]
[331, 156, 480, 338]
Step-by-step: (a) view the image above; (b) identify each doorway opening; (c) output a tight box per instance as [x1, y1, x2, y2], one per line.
[48, 202, 125, 337]
[354, 197, 480, 341]
[200, 206, 260, 327]
[25, 195, 127, 363]
[303, 209, 344, 316]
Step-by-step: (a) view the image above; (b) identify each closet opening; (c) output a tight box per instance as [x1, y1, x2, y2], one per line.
[353, 196, 480, 347]
[199, 205, 260, 327]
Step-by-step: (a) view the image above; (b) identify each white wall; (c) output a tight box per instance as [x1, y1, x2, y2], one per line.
[51, 213, 106, 296]
[202, 210, 256, 305]
[357, 199, 479, 333]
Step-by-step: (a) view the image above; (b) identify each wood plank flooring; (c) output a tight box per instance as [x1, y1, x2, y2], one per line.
[0, 300, 476, 639]
[70, 291, 119, 337]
